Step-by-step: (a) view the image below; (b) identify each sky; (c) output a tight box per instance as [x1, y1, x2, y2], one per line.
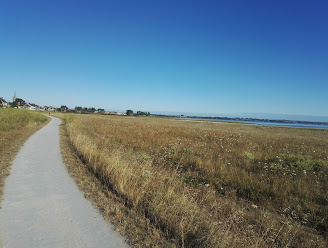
[1, 0, 328, 121]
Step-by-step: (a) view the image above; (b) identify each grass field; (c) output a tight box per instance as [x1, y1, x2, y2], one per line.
[59, 113, 328, 247]
[0, 108, 49, 199]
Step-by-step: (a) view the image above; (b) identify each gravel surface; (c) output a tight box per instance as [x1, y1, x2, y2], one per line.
[0, 117, 130, 248]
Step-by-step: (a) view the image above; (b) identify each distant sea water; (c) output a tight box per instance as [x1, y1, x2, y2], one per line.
[182, 118, 328, 129]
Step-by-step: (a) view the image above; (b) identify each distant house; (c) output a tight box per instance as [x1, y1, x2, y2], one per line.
[0, 97, 9, 107]
[31, 103, 40, 111]
[60, 106, 70, 112]
[22, 103, 40, 111]
[108, 111, 127, 116]
[40, 106, 55, 111]
[18, 103, 31, 110]
[23, 103, 31, 110]
[25, 103, 40, 110]
[46, 106, 56, 112]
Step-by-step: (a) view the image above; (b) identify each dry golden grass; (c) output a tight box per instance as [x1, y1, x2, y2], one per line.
[0, 108, 49, 200]
[58, 113, 328, 247]
[59, 121, 177, 247]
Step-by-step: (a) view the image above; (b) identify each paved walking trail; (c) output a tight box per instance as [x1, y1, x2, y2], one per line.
[0, 117, 129, 248]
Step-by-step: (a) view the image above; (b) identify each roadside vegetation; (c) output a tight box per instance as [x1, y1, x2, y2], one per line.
[0, 108, 49, 199]
[59, 113, 328, 247]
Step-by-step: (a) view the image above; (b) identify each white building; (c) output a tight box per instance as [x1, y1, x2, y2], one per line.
[0, 97, 9, 107]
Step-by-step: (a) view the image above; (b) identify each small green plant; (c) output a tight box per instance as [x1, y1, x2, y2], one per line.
[182, 146, 192, 153]
[242, 151, 255, 160]
[169, 145, 179, 154]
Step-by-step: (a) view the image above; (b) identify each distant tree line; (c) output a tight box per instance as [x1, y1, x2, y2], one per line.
[126, 110, 151, 116]
[74, 106, 97, 113]
[58, 106, 151, 116]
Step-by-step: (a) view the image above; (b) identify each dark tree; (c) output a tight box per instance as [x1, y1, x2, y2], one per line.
[12, 98, 25, 107]
[74, 106, 83, 113]
[87, 107, 96, 113]
[60, 105, 69, 112]
[126, 109, 134, 116]
[136, 111, 150, 116]
[136, 111, 146, 116]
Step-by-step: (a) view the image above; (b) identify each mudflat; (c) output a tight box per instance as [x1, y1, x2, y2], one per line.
[0, 117, 129, 248]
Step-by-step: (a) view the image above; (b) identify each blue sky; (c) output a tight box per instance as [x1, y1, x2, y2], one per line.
[1, 0, 327, 120]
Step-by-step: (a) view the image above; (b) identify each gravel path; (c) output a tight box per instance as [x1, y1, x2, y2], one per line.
[0, 117, 129, 248]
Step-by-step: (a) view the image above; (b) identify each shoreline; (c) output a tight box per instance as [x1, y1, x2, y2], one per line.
[174, 117, 328, 129]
